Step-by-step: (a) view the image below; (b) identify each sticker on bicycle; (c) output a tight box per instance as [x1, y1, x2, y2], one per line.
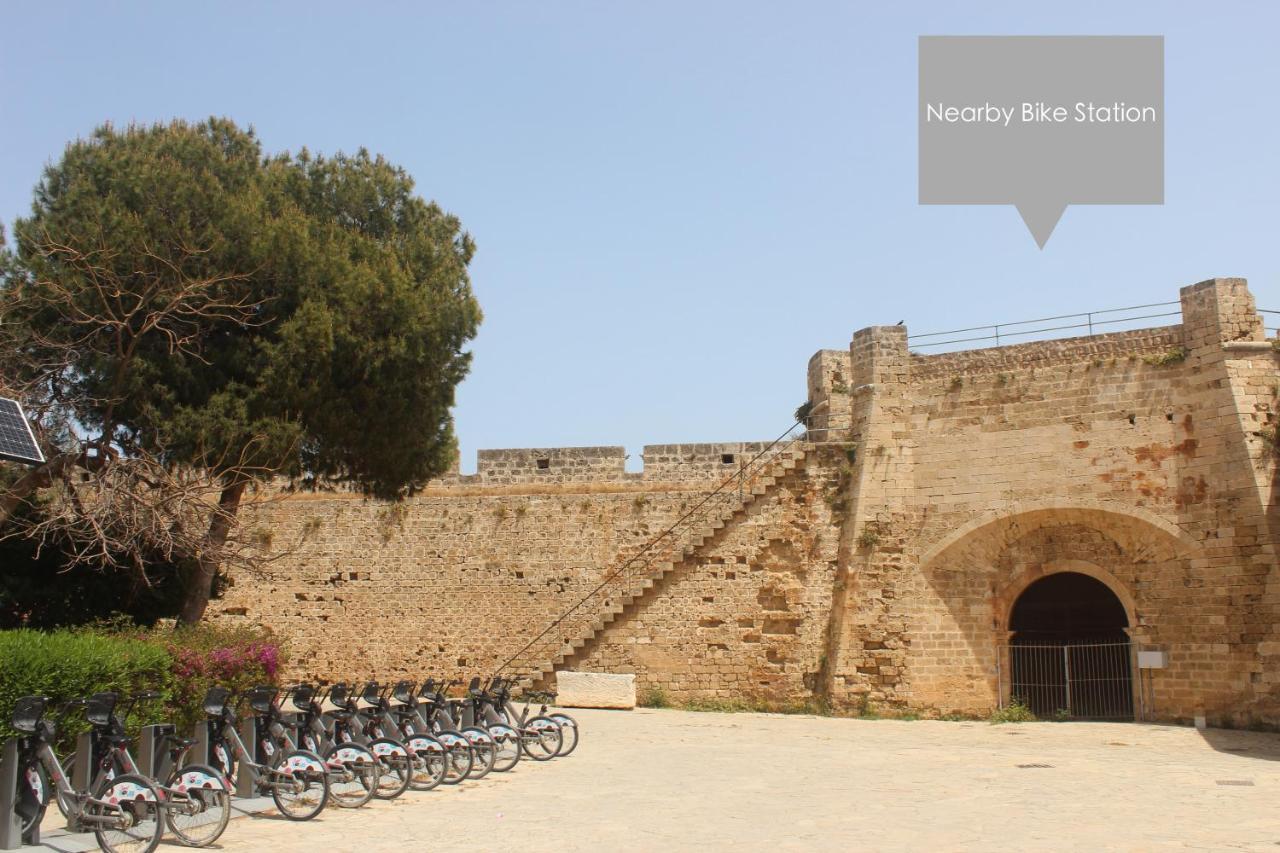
[283, 755, 324, 773]
[334, 746, 367, 764]
[409, 737, 442, 753]
[176, 771, 227, 792]
[463, 731, 490, 743]
[24, 767, 44, 802]
[261, 740, 275, 756]
[372, 742, 406, 757]
[104, 781, 157, 804]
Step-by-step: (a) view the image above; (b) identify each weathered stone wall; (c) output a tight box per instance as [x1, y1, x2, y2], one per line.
[816, 278, 1280, 726]
[214, 277, 1280, 727]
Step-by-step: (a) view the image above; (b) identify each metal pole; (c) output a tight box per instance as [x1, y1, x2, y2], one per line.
[1063, 645, 1072, 716]
[69, 731, 93, 831]
[236, 716, 257, 799]
[1087, 312, 1094, 336]
[994, 324, 1000, 346]
[0, 738, 23, 849]
[192, 720, 212, 766]
[995, 651, 1003, 710]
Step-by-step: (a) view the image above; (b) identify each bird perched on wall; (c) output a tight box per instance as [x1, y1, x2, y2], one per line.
[896, 320, 904, 325]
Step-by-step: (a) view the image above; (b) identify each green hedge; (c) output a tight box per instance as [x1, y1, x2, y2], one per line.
[0, 629, 172, 750]
[0, 623, 284, 753]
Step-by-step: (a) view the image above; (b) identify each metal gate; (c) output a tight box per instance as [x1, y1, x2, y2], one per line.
[997, 642, 1136, 720]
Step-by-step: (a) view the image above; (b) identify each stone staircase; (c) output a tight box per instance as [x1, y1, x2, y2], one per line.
[511, 441, 810, 688]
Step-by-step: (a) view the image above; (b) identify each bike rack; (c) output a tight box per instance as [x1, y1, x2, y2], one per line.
[0, 737, 32, 849]
[235, 716, 261, 799]
[190, 720, 213, 766]
[66, 730, 94, 832]
[136, 723, 175, 781]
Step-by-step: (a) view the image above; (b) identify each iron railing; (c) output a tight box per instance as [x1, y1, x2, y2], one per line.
[1256, 308, 1280, 336]
[997, 641, 1136, 721]
[493, 420, 809, 684]
[908, 302, 1181, 349]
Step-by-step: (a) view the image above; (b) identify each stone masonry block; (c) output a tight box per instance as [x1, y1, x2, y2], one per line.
[555, 671, 636, 709]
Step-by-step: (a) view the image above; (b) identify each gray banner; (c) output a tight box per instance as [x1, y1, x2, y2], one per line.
[919, 36, 1164, 247]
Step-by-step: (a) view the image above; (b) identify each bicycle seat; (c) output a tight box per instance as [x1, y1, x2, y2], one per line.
[164, 735, 198, 750]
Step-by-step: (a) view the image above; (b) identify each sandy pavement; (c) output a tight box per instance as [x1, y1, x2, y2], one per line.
[206, 708, 1280, 852]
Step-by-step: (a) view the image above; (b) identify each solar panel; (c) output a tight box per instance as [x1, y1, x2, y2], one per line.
[0, 398, 45, 466]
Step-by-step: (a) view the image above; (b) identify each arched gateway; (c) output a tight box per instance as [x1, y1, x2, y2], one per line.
[1005, 572, 1134, 720]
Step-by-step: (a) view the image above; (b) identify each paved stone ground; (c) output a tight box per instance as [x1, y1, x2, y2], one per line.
[44, 709, 1280, 852]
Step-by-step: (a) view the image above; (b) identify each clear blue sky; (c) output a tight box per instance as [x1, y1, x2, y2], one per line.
[2, 2, 1276, 472]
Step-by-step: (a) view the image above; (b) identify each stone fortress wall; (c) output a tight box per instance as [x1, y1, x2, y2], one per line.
[215, 277, 1280, 726]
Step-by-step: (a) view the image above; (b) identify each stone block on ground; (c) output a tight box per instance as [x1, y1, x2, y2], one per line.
[555, 671, 635, 709]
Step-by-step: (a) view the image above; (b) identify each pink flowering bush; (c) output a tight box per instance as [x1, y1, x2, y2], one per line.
[163, 624, 286, 735]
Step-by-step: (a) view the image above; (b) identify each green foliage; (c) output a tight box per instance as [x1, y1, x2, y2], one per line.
[794, 400, 814, 425]
[637, 685, 669, 708]
[855, 527, 881, 549]
[1143, 347, 1188, 367]
[159, 622, 284, 736]
[0, 506, 181, 628]
[8, 118, 480, 500]
[0, 622, 283, 752]
[989, 698, 1037, 724]
[0, 629, 172, 752]
[679, 695, 832, 715]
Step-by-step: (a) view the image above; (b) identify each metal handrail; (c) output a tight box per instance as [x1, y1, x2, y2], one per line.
[494, 421, 807, 681]
[908, 301, 1181, 349]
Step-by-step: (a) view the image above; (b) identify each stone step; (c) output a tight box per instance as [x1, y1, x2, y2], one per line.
[527, 443, 813, 679]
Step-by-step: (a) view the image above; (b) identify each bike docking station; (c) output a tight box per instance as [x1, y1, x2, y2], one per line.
[135, 723, 176, 783]
[66, 730, 93, 833]
[236, 713, 262, 799]
[0, 737, 29, 850]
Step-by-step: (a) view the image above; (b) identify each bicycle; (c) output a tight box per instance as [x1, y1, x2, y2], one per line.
[325, 682, 412, 800]
[9, 695, 165, 853]
[268, 684, 378, 810]
[413, 679, 477, 782]
[384, 679, 495, 780]
[55, 691, 230, 847]
[482, 677, 563, 760]
[201, 686, 329, 820]
[372, 681, 451, 791]
[520, 688, 580, 757]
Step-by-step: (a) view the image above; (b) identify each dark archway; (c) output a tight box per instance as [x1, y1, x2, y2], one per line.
[1008, 572, 1133, 720]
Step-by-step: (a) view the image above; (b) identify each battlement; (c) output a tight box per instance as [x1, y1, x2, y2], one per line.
[804, 278, 1270, 437]
[434, 441, 781, 488]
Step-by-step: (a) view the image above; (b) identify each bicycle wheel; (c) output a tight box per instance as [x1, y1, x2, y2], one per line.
[461, 727, 496, 779]
[88, 772, 164, 853]
[487, 723, 521, 772]
[435, 730, 473, 784]
[270, 750, 328, 821]
[405, 733, 448, 791]
[548, 712, 580, 757]
[164, 764, 231, 847]
[368, 738, 412, 799]
[521, 716, 563, 761]
[15, 758, 50, 837]
[322, 743, 377, 808]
